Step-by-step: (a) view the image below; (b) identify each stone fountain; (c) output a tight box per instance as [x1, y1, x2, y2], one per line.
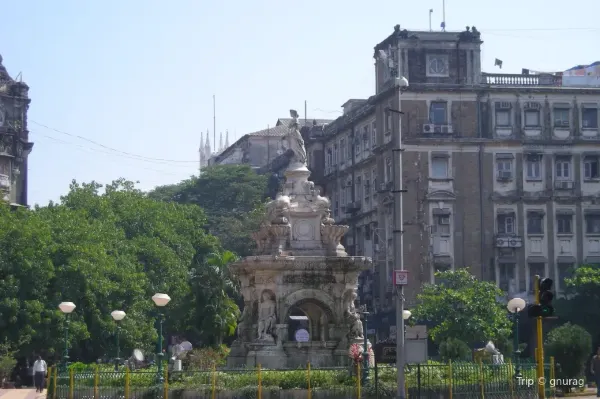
[227, 110, 371, 368]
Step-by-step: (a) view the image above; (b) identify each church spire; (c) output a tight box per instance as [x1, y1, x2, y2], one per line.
[219, 132, 223, 152]
[225, 130, 230, 148]
[199, 131, 204, 173]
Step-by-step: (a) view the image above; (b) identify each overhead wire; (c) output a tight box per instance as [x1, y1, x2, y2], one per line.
[30, 120, 199, 164]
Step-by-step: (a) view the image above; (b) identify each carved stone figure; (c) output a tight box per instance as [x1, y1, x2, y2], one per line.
[344, 291, 364, 340]
[286, 109, 307, 165]
[257, 291, 277, 341]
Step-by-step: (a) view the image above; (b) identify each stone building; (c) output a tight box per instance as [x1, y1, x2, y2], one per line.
[0, 54, 33, 206]
[305, 25, 600, 339]
[211, 118, 333, 171]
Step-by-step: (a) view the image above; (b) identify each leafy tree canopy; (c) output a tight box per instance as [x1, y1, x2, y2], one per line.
[148, 165, 268, 257]
[556, 264, 600, 344]
[545, 323, 592, 387]
[0, 179, 238, 362]
[412, 269, 512, 345]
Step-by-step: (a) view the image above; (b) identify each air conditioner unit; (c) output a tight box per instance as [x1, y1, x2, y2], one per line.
[423, 124, 435, 133]
[555, 180, 574, 190]
[441, 125, 454, 134]
[498, 102, 512, 109]
[497, 171, 512, 180]
[439, 217, 450, 225]
[559, 120, 569, 127]
[0, 175, 9, 189]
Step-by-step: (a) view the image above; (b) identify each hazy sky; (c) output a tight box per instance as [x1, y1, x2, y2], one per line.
[0, 0, 598, 206]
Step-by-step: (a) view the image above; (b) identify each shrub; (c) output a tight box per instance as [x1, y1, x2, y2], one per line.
[545, 323, 592, 391]
[0, 342, 16, 383]
[439, 338, 471, 362]
[185, 345, 230, 370]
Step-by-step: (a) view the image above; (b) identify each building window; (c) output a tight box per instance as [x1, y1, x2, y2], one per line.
[340, 139, 345, 163]
[433, 215, 451, 235]
[363, 126, 369, 152]
[499, 264, 516, 292]
[529, 263, 545, 292]
[497, 214, 515, 235]
[582, 108, 598, 129]
[525, 154, 542, 180]
[429, 102, 448, 125]
[496, 158, 513, 180]
[355, 176, 362, 201]
[385, 157, 392, 182]
[584, 156, 600, 180]
[364, 176, 370, 197]
[556, 215, 573, 234]
[355, 135, 361, 155]
[385, 102, 393, 132]
[431, 156, 449, 179]
[553, 108, 570, 128]
[585, 214, 600, 234]
[346, 139, 352, 160]
[527, 213, 544, 234]
[372, 168, 377, 191]
[371, 122, 377, 147]
[524, 109, 541, 127]
[555, 157, 571, 180]
[326, 148, 332, 169]
[558, 263, 573, 292]
[495, 109, 511, 127]
[333, 144, 338, 165]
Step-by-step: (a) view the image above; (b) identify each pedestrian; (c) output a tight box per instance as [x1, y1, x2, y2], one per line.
[32, 356, 47, 393]
[591, 347, 600, 397]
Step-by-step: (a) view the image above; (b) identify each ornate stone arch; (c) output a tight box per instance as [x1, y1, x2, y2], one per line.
[281, 288, 337, 324]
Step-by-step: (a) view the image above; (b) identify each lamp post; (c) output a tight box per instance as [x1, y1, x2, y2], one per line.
[360, 306, 370, 383]
[507, 297, 526, 378]
[152, 293, 171, 382]
[402, 310, 412, 336]
[390, 75, 409, 399]
[111, 310, 126, 371]
[58, 302, 76, 371]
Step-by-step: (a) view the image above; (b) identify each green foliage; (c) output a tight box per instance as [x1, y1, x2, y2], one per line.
[545, 323, 592, 384]
[439, 338, 471, 362]
[185, 345, 230, 370]
[0, 341, 16, 383]
[148, 165, 268, 257]
[412, 269, 512, 345]
[556, 264, 600, 343]
[0, 179, 238, 361]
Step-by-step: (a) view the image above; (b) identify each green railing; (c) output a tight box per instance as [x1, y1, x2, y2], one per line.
[46, 360, 551, 399]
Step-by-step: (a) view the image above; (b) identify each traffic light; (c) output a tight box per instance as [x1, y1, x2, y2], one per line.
[527, 277, 554, 318]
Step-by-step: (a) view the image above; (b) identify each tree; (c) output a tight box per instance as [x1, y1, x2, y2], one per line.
[412, 269, 512, 345]
[545, 323, 592, 391]
[0, 179, 237, 361]
[148, 165, 268, 257]
[439, 338, 471, 362]
[556, 264, 600, 344]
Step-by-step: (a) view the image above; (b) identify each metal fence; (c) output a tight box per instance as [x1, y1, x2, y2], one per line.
[46, 359, 556, 399]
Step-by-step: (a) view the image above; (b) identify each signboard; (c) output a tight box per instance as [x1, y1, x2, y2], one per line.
[295, 329, 309, 342]
[374, 343, 397, 364]
[393, 270, 409, 286]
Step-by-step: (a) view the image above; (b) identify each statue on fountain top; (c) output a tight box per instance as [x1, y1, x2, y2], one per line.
[285, 109, 307, 166]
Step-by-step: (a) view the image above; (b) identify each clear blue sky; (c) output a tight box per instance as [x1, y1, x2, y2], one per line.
[0, 0, 597, 206]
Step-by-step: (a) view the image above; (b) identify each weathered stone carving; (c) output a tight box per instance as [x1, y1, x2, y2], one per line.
[344, 290, 364, 340]
[285, 109, 307, 166]
[257, 291, 277, 342]
[321, 224, 349, 256]
[282, 274, 336, 285]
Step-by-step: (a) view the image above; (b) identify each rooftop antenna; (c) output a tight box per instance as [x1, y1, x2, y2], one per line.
[429, 9, 433, 32]
[441, 0, 446, 31]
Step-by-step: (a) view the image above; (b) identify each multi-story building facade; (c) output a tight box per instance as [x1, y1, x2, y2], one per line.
[305, 25, 600, 338]
[0, 54, 33, 206]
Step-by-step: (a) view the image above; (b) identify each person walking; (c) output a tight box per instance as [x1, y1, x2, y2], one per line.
[32, 356, 47, 393]
[591, 347, 600, 397]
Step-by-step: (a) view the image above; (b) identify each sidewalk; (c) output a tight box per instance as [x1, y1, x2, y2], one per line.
[0, 389, 45, 399]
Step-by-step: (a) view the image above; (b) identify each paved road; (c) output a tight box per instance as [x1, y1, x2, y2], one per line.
[0, 389, 45, 399]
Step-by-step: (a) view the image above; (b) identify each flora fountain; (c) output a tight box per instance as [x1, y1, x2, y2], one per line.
[227, 110, 372, 368]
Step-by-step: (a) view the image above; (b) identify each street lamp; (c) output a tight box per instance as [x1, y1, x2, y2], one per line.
[507, 297, 526, 378]
[391, 74, 409, 399]
[152, 293, 171, 382]
[111, 310, 126, 371]
[360, 306, 370, 383]
[58, 302, 76, 371]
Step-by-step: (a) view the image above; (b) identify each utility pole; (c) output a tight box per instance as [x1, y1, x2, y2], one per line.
[388, 75, 409, 399]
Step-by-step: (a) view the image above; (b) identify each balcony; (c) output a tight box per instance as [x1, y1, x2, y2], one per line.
[495, 235, 523, 248]
[482, 73, 562, 87]
[345, 201, 362, 213]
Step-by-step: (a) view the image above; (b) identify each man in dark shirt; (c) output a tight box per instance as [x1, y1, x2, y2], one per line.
[591, 347, 600, 397]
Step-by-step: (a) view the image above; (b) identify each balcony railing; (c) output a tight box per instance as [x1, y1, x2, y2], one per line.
[482, 73, 562, 87]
